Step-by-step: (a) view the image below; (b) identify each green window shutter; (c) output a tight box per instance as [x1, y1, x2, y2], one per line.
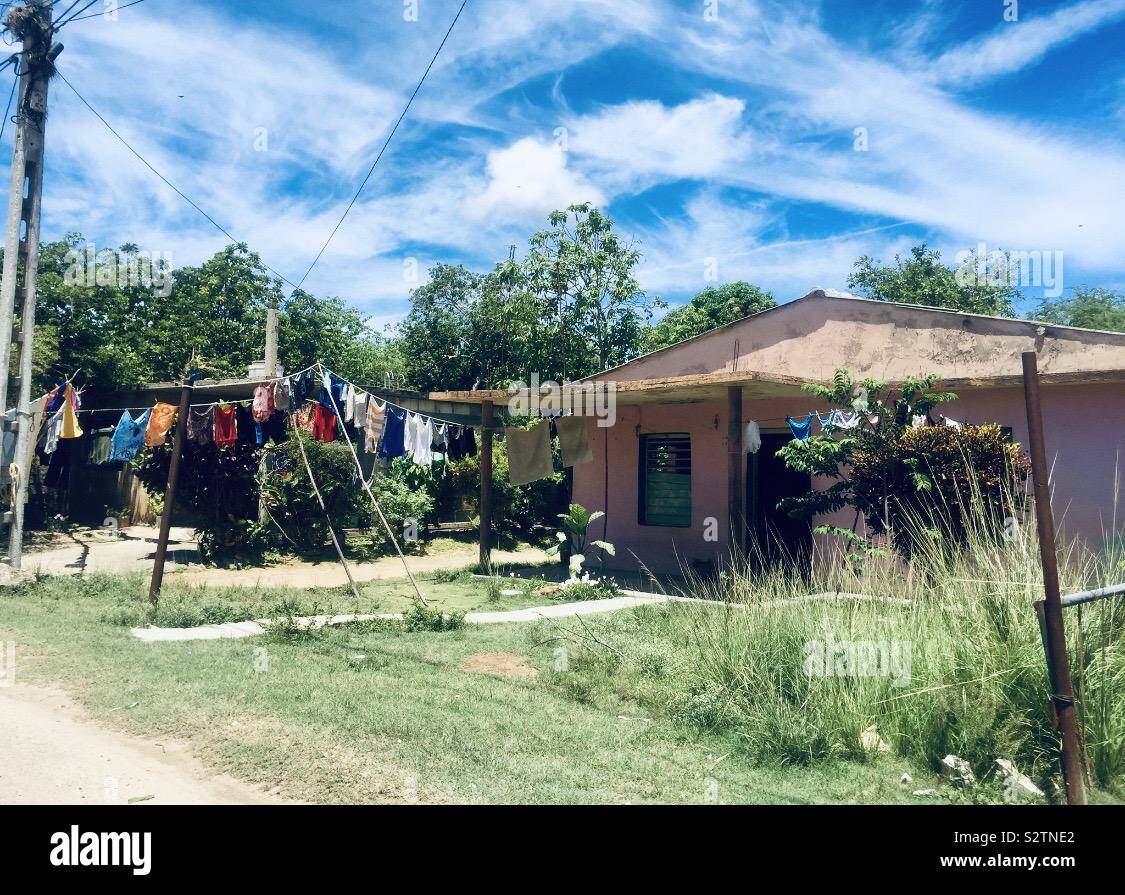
[639, 434, 691, 527]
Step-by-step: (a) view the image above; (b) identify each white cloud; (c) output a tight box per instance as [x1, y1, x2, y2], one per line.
[926, 0, 1125, 88]
[566, 95, 749, 188]
[464, 138, 606, 220]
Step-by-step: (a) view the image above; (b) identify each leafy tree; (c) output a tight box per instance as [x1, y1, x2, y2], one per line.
[848, 243, 1017, 317]
[1035, 286, 1125, 332]
[25, 236, 399, 393]
[642, 282, 775, 351]
[278, 289, 401, 386]
[524, 203, 657, 379]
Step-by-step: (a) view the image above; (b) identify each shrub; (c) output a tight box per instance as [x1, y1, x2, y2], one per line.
[403, 603, 465, 632]
[369, 464, 435, 555]
[132, 435, 265, 560]
[259, 437, 373, 552]
[778, 368, 1029, 558]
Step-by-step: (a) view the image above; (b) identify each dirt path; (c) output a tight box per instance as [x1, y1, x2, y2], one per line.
[172, 544, 549, 589]
[0, 684, 286, 805]
[19, 525, 549, 589]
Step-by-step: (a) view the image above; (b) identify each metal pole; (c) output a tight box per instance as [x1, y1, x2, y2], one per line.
[1022, 350, 1086, 805]
[479, 399, 493, 571]
[148, 379, 192, 605]
[7, 4, 57, 569]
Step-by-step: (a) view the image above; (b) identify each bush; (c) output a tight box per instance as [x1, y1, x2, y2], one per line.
[850, 423, 1029, 556]
[778, 368, 1029, 558]
[132, 435, 265, 560]
[439, 435, 566, 538]
[259, 437, 374, 552]
[403, 603, 465, 632]
[369, 463, 435, 555]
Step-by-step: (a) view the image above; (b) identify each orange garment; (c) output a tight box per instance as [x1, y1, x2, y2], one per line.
[60, 383, 84, 440]
[145, 402, 177, 447]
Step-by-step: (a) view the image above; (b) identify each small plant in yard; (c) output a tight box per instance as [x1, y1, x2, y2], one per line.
[403, 603, 466, 632]
[553, 574, 621, 602]
[542, 503, 616, 589]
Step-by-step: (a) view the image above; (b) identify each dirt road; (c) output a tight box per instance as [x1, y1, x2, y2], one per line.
[0, 684, 283, 805]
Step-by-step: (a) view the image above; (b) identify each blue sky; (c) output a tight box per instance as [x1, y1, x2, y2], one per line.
[20, 0, 1125, 328]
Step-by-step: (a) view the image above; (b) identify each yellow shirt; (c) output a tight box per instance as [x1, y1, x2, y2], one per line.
[60, 383, 84, 440]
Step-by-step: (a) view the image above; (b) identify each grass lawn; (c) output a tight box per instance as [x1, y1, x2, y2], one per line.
[0, 572, 965, 804]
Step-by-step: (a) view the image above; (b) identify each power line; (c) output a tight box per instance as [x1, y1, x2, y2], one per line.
[54, 66, 303, 291]
[53, 0, 99, 29]
[62, 0, 152, 26]
[296, 0, 469, 289]
[0, 66, 16, 143]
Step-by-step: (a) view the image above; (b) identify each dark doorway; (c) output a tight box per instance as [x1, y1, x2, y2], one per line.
[746, 433, 812, 570]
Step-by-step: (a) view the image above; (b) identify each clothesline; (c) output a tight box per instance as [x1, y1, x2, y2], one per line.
[188, 360, 322, 390]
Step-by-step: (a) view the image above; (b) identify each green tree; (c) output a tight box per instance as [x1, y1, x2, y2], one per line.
[642, 282, 775, 351]
[1035, 286, 1125, 332]
[278, 290, 401, 385]
[524, 203, 657, 379]
[848, 244, 1017, 316]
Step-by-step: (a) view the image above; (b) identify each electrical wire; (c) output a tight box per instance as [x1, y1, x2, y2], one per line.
[296, 0, 469, 289]
[54, 66, 303, 291]
[0, 64, 16, 143]
[52, 0, 99, 29]
[61, 0, 152, 26]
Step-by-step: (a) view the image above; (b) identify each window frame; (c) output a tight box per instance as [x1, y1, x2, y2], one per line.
[637, 432, 692, 528]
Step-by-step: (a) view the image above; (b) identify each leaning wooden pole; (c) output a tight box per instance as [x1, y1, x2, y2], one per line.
[148, 378, 193, 606]
[289, 414, 361, 601]
[479, 399, 494, 572]
[1022, 350, 1086, 805]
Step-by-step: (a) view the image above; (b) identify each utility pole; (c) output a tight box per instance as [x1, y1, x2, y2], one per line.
[1022, 351, 1086, 805]
[1, 2, 61, 570]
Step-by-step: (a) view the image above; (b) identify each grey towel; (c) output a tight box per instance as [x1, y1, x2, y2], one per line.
[555, 415, 592, 467]
[506, 421, 554, 486]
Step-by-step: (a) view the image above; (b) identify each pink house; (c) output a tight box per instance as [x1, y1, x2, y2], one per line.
[564, 290, 1125, 574]
[431, 290, 1125, 575]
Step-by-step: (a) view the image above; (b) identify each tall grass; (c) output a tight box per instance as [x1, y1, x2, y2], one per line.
[675, 491, 1125, 791]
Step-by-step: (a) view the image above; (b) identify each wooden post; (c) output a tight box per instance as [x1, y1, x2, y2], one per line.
[479, 399, 494, 571]
[1022, 351, 1086, 805]
[148, 378, 193, 606]
[727, 386, 744, 554]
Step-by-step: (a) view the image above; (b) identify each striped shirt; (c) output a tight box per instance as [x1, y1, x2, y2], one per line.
[365, 400, 387, 453]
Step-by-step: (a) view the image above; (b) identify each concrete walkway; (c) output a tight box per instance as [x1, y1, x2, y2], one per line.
[132, 594, 673, 642]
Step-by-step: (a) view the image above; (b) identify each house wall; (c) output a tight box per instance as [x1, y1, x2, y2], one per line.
[572, 382, 1124, 575]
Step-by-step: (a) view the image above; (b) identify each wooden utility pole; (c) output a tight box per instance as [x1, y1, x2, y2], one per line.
[727, 386, 744, 553]
[1, 2, 60, 569]
[478, 399, 494, 571]
[147, 378, 193, 605]
[1022, 351, 1086, 805]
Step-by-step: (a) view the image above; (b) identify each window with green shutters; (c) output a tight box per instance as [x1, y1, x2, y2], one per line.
[638, 433, 692, 527]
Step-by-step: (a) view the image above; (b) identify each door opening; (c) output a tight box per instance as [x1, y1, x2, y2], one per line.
[746, 433, 812, 570]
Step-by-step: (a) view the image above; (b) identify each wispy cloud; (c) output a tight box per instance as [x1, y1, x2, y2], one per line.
[925, 0, 1125, 88]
